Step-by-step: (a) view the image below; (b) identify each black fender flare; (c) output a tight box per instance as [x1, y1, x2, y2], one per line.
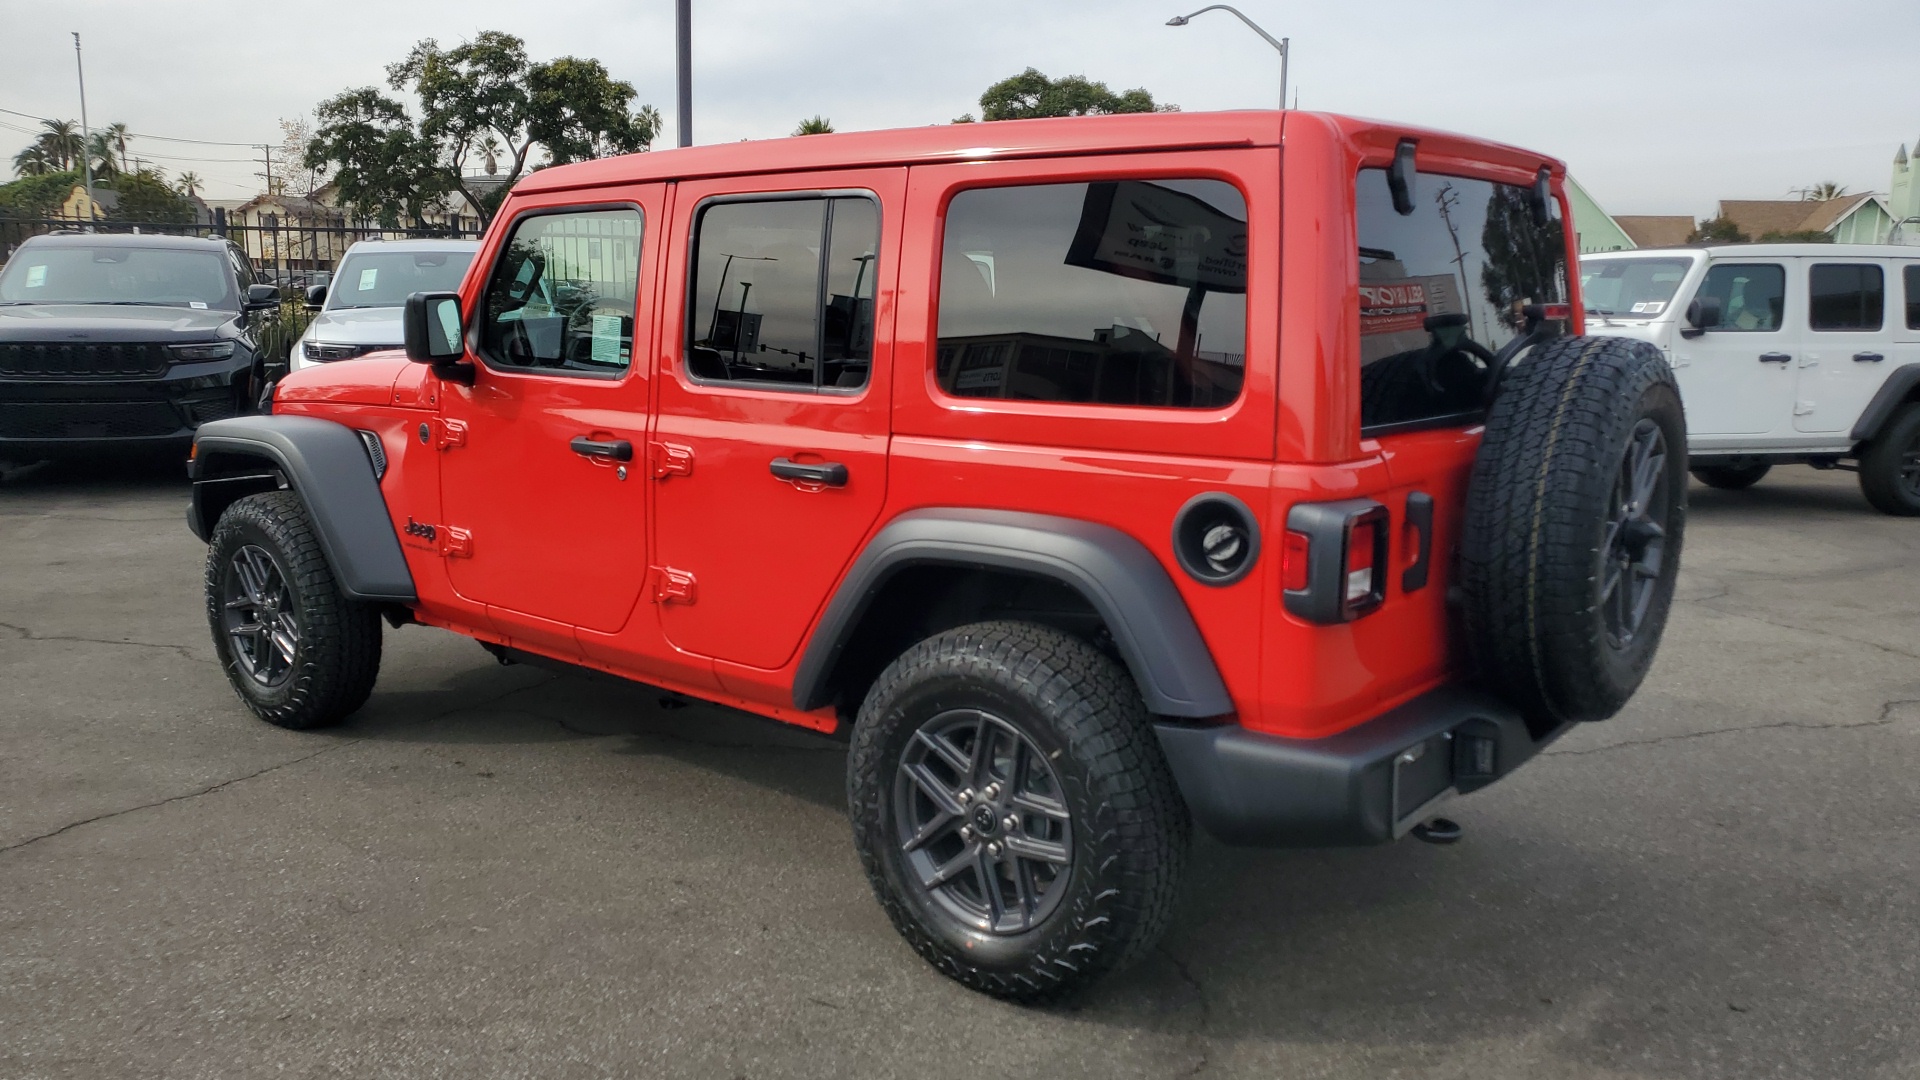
[1850, 362, 1920, 443]
[187, 415, 415, 603]
[792, 508, 1233, 718]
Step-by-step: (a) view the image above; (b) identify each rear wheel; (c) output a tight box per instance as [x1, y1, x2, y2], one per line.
[847, 621, 1188, 1001]
[205, 491, 382, 729]
[1691, 461, 1771, 490]
[1460, 335, 1688, 726]
[1858, 403, 1920, 516]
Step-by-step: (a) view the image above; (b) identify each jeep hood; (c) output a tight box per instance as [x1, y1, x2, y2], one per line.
[275, 352, 429, 409]
[0, 303, 235, 343]
[302, 306, 406, 347]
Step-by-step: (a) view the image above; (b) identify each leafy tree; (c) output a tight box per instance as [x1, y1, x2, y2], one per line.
[1757, 229, 1833, 243]
[0, 169, 84, 218]
[1688, 216, 1749, 244]
[106, 169, 194, 225]
[976, 68, 1170, 121]
[305, 32, 660, 228]
[1478, 185, 1567, 329]
[794, 116, 834, 136]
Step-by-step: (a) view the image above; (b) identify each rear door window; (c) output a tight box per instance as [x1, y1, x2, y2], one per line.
[1355, 168, 1569, 431]
[1809, 263, 1884, 331]
[935, 179, 1248, 409]
[1906, 265, 1920, 330]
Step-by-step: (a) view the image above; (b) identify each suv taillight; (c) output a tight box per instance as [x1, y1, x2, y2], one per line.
[1283, 499, 1389, 624]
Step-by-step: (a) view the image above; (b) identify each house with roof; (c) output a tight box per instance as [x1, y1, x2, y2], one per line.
[55, 184, 117, 222]
[1713, 194, 1893, 244]
[1614, 216, 1694, 249]
[1566, 176, 1636, 253]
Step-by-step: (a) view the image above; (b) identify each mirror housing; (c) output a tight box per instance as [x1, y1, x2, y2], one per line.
[304, 284, 327, 311]
[1682, 295, 1722, 338]
[244, 283, 280, 311]
[404, 291, 466, 366]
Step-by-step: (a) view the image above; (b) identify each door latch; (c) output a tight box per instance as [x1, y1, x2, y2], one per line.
[652, 441, 694, 479]
[650, 565, 696, 604]
[432, 417, 468, 450]
[1793, 401, 1816, 416]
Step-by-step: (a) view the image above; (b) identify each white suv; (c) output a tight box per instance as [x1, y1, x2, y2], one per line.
[1581, 245, 1920, 514]
[288, 239, 478, 371]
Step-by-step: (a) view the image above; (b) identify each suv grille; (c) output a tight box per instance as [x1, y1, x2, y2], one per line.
[0, 401, 184, 440]
[0, 342, 171, 379]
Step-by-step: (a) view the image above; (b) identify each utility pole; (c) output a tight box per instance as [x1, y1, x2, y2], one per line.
[72, 32, 95, 225]
[258, 144, 276, 194]
[675, 0, 692, 147]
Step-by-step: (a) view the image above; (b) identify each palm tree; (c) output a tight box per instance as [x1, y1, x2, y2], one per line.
[12, 144, 54, 177]
[175, 171, 203, 197]
[84, 131, 119, 178]
[793, 116, 835, 136]
[1795, 181, 1849, 201]
[104, 122, 131, 173]
[37, 119, 82, 170]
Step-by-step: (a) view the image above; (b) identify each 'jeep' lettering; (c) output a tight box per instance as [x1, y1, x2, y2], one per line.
[404, 517, 437, 542]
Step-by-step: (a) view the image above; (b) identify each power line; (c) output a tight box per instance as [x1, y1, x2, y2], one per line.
[0, 105, 262, 147]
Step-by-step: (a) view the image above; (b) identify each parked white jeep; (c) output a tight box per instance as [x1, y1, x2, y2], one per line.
[1580, 244, 1920, 514]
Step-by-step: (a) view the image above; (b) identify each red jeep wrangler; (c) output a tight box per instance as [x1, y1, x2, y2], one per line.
[186, 111, 1685, 1000]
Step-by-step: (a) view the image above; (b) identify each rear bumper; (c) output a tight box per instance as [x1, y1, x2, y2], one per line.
[1155, 685, 1567, 847]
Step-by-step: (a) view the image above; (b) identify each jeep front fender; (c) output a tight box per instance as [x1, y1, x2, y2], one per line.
[792, 508, 1233, 719]
[188, 415, 416, 603]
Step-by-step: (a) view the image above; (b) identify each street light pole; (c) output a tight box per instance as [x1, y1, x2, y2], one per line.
[675, 0, 693, 147]
[72, 32, 96, 224]
[1166, 6, 1289, 111]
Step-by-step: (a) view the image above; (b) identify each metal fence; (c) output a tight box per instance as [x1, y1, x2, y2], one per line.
[0, 214, 486, 289]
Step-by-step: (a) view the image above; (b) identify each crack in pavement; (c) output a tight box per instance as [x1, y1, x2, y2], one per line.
[0, 672, 560, 858]
[0, 620, 206, 663]
[1160, 946, 1213, 1078]
[1544, 699, 1920, 758]
[1690, 601, 1920, 662]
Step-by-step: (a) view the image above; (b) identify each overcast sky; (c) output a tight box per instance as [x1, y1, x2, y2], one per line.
[4, 0, 1916, 219]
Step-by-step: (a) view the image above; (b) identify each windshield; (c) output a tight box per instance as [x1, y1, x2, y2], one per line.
[0, 246, 235, 308]
[327, 249, 475, 309]
[1580, 257, 1694, 318]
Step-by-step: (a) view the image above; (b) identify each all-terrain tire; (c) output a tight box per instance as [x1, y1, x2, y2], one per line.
[205, 491, 382, 729]
[847, 620, 1189, 1002]
[1459, 335, 1687, 726]
[1857, 403, 1920, 516]
[1691, 462, 1771, 490]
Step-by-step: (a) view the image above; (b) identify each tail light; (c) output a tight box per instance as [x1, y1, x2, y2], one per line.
[1283, 499, 1389, 624]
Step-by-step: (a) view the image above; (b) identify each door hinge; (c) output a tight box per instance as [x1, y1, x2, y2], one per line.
[433, 417, 469, 450]
[439, 526, 474, 558]
[649, 565, 697, 604]
[1794, 401, 1816, 416]
[651, 441, 694, 479]
[1799, 353, 1821, 369]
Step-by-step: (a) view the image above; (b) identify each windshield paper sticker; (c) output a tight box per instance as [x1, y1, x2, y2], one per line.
[24, 265, 46, 288]
[1631, 301, 1665, 314]
[358, 267, 378, 291]
[190, 301, 207, 309]
[591, 314, 622, 365]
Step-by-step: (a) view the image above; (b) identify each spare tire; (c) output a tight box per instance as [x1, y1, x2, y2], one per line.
[1459, 335, 1687, 726]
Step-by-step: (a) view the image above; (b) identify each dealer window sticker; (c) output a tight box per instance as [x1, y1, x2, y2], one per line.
[358, 267, 378, 291]
[24, 265, 47, 288]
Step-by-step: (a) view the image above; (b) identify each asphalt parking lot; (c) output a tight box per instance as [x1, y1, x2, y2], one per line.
[2, 459, 1916, 1080]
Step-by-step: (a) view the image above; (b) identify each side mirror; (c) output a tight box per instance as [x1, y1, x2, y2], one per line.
[304, 284, 327, 311]
[404, 291, 466, 366]
[244, 283, 280, 311]
[1683, 295, 1722, 338]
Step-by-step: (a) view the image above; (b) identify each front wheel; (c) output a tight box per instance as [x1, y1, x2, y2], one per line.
[205, 491, 382, 728]
[1858, 403, 1920, 516]
[847, 621, 1189, 1001]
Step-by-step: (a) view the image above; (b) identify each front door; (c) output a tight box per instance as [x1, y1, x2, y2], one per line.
[1671, 260, 1795, 438]
[651, 171, 902, 670]
[1795, 260, 1892, 434]
[438, 191, 665, 644]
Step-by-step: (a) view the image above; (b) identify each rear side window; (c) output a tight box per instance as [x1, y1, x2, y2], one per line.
[1355, 169, 1568, 431]
[1907, 265, 1920, 330]
[1695, 264, 1785, 332]
[1808, 264, 1883, 331]
[935, 179, 1248, 409]
[479, 208, 643, 374]
[687, 196, 878, 390]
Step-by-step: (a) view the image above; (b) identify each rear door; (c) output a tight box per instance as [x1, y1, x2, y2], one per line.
[1795, 259, 1893, 434]
[650, 170, 902, 670]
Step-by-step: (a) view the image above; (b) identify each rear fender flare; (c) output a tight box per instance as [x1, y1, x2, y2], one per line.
[1850, 362, 1920, 443]
[188, 415, 415, 603]
[792, 508, 1233, 718]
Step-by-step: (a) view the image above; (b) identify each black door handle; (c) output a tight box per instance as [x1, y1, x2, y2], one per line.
[1402, 491, 1434, 592]
[1854, 351, 1885, 363]
[770, 457, 848, 487]
[1759, 352, 1792, 364]
[570, 436, 633, 462]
